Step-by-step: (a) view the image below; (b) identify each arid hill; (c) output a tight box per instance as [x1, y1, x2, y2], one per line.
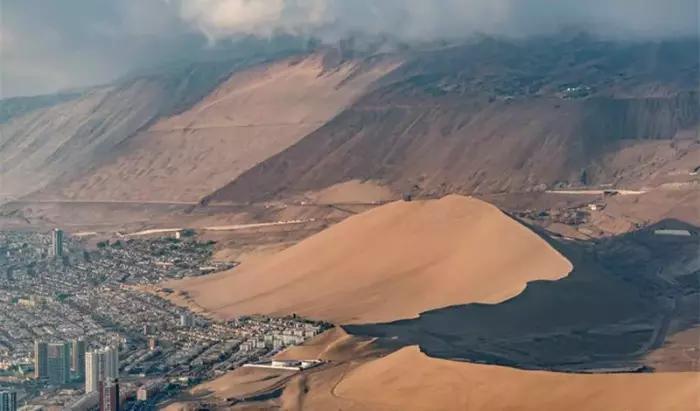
[0, 50, 399, 203]
[0, 59, 241, 200]
[167, 195, 572, 323]
[2, 37, 696, 209]
[205, 38, 699, 204]
[52, 54, 400, 202]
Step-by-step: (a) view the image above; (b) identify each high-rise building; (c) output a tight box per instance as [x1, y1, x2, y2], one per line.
[71, 339, 86, 381]
[51, 228, 64, 258]
[47, 342, 70, 385]
[0, 390, 17, 411]
[85, 350, 99, 394]
[34, 340, 47, 379]
[86, 347, 119, 394]
[99, 379, 120, 411]
[104, 347, 119, 380]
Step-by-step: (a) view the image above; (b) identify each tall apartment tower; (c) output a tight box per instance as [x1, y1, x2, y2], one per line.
[0, 390, 17, 411]
[51, 228, 64, 258]
[86, 346, 119, 394]
[47, 342, 70, 385]
[72, 339, 86, 381]
[104, 347, 119, 380]
[85, 350, 99, 393]
[99, 379, 120, 411]
[179, 313, 192, 327]
[34, 340, 47, 379]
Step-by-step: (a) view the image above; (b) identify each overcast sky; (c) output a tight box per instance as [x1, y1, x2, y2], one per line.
[1, 0, 698, 98]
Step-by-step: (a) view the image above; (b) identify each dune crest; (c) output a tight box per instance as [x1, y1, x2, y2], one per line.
[334, 345, 700, 411]
[170, 195, 572, 323]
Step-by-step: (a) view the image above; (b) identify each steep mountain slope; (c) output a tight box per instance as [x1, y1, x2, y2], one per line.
[167, 195, 572, 323]
[0, 59, 243, 201]
[51, 54, 400, 201]
[0, 92, 81, 124]
[205, 38, 699, 204]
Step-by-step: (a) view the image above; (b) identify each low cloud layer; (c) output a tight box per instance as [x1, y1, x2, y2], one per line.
[2, 0, 698, 97]
[0, 0, 203, 97]
[176, 0, 699, 41]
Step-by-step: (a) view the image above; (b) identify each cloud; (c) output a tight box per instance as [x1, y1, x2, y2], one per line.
[1, 0, 697, 97]
[0, 0, 203, 97]
[174, 0, 699, 42]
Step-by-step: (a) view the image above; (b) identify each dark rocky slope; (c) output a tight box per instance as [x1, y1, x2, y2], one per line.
[205, 38, 699, 204]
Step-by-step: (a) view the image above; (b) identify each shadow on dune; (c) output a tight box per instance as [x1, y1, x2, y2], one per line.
[345, 219, 700, 372]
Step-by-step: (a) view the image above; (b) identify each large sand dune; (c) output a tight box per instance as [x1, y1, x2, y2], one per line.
[281, 329, 700, 411]
[169, 195, 572, 323]
[329, 345, 700, 411]
[175, 327, 699, 410]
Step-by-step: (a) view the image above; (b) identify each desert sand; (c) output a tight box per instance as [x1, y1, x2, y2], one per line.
[275, 328, 700, 411]
[175, 327, 700, 411]
[168, 195, 572, 324]
[646, 326, 700, 372]
[328, 345, 700, 411]
[305, 179, 396, 205]
[275, 326, 386, 362]
[191, 366, 296, 400]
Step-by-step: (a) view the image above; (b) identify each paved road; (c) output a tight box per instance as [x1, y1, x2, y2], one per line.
[545, 189, 646, 195]
[6, 199, 199, 206]
[125, 219, 319, 237]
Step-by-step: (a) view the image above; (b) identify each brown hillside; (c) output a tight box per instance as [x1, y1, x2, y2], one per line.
[0, 60, 238, 201]
[168, 195, 572, 324]
[206, 93, 698, 204]
[0, 84, 162, 200]
[205, 39, 699, 204]
[53, 54, 400, 202]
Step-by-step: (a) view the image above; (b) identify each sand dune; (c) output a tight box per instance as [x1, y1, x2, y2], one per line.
[170, 195, 572, 323]
[58, 54, 400, 202]
[331, 345, 700, 411]
[305, 179, 396, 205]
[231, 327, 700, 410]
[275, 326, 385, 363]
[172, 327, 700, 410]
[191, 366, 295, 400]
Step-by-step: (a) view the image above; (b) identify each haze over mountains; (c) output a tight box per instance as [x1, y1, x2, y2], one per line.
[1, 36, 697, 207]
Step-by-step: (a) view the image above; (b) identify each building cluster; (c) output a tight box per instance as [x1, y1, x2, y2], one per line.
[0, 230, 326, 409]
[514, 206, 591, 227]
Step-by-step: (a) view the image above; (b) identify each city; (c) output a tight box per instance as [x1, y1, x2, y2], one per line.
[0, 229, 327, 409]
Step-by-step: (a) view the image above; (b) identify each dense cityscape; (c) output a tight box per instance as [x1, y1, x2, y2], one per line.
[0, 230, 326, 410]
